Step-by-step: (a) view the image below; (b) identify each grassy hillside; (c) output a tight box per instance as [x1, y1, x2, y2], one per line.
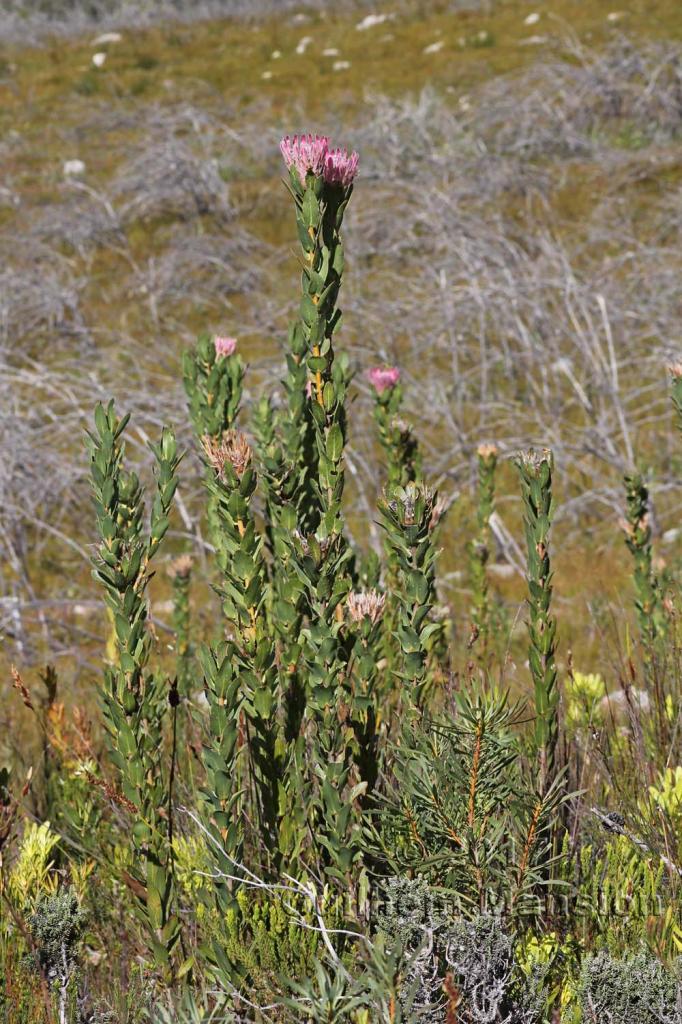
[1, 3, 682, 1021]
[3, 0, 682, 687]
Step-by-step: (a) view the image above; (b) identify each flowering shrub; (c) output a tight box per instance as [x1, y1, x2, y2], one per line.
[2, 131, 682, 1022]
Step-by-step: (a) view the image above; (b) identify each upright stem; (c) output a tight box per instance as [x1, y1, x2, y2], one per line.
[87, 402, 181, 973]
[378, 482, 438, 711]
[515, 449, 558, 798]
[288, 172, 352, 540]
[670, 362, 682, 432]
[623, 472, 662, 658]
[183, 334, 244, 563]
[168, 556, 192, 697]
[276, 138, 361, 882]
[468, 444, 497, 654]
[200, 432, 280, 867]
[371, 372, 421, 490]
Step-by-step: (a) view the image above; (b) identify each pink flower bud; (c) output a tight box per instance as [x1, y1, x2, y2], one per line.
[323, 146, 359, 188]
[214, 336, 237, 358]
[367, 365, 401, 394]
[305, 379, 313, 398]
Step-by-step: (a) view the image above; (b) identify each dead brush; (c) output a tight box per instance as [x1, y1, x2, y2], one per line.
[112, 138, 232, 225]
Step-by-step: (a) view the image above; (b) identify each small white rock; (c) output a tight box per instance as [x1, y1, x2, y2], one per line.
[322, 47, 340, 56]
[92, 51, 107, 67]
[600, 688, 651, 715]
[524, 11, 540, 25]
[356, 13, 388, 31]
[295, 35, 312, 55]
[458, 94, 471, 112]
[663, 527, 680, 545]
[262, 70, 273, 80]
[333, 60, 351, 71]
[92, 32, 122, 45]
[488, 563, 517, 579]
[423, 40, 444, 54]
[72, 603, 95, 617]
[520, 34, 548, 45]
[271, 49, 282, 59]
[607, 10, 626, 21]
[63, 159, 86, 176]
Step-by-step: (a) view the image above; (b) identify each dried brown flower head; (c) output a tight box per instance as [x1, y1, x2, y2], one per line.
[429, 493, 450, 531]
[391, 416, 412, 436]
[477, 442, 498, 460]
[620, 512, 651, 538]
[347, 589, 386, 625]
[167, 554, 193, 580]
[517, 447, 552, 474]
[201, 430, 252, 480]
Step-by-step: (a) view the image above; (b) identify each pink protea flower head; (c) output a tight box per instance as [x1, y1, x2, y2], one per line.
[280, 134, 329, 185]
[368, 365, 401, 394]
[214, 336, 237, 358]
[323, 146, 359, 188]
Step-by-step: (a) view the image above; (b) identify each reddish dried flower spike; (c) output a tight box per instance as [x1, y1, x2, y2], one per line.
[11, 665, 34, 711]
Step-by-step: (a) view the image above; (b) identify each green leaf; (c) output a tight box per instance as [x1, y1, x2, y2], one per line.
[94, 403, 109, 438]
[302, 189, 320, 229]
[253, 687, 273, 718]
[176, 955, 195, 981]
[326, 424, 344, 463]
